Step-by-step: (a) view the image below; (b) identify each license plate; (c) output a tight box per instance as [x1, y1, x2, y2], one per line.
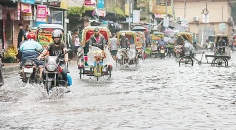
[160, 50, 165, 53]
[24, 68, 33, 73]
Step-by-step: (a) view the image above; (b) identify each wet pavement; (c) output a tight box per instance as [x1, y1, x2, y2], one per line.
[0, 50, 236, 130]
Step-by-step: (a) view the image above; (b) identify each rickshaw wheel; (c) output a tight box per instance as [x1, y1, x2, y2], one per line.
[211, 58, 216, 67]
[179, 56, 193, 67]
[79, 68, 83, 79]
[198, 61, 202, 66]
[108, 70, 112, 78]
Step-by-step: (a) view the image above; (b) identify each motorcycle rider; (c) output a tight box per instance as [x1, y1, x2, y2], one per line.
[19, 32, 44, 81]
[89, 27, 107, 50]
[157, 37, 167, 51]
[37, 29, 69, 88]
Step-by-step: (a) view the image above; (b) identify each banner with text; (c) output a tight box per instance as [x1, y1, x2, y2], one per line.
[84, 0, 96, 6]
[97, 0, 104, 9]
[36, 5, 47, 22]
[132, 10, 140, 23]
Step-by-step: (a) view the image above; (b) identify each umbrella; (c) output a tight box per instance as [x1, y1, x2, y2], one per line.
[163, 29, 175, 34]
[132, 26, 147, 31]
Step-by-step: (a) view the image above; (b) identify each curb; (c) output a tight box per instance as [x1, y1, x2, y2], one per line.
[2, 65, 20, 73]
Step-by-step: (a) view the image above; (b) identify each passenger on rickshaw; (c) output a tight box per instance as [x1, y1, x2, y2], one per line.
[216, 36, 226, 53]
[79, 17, 90, 56]
[118, 33, 130, 59]
[120, 33, 129, 48]
[89, 27, 107, 50]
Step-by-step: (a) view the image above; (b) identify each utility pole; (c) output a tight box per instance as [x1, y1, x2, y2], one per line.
[222, 6, 223, 22]
[201, 2, 209, 46]
[128, 0, 132, 31]
[184, 0, 186, 18]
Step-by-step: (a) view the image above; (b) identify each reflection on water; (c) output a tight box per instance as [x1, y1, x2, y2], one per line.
[1, 51, 236, 129]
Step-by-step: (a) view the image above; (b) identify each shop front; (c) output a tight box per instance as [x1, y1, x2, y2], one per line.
[0, 0, 34, 62]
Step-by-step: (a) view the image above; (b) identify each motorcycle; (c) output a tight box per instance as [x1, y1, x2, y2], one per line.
[40, 49, 71, 95]
[138, 47, 145, 60]
[0, 49, 4, 86]
[159, 45, 166, 59]
[22, 59, 41, 83]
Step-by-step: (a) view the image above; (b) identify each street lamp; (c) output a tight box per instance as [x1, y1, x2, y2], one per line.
[201, 2, 209, 46]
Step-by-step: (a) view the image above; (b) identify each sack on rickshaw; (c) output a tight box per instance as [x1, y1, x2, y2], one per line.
[127, 48, 136, 60]
[103, 47, 116, 67]
[87, 46, 115, 67]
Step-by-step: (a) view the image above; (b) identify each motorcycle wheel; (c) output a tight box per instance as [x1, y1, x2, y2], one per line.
[46, 81, 52, 95]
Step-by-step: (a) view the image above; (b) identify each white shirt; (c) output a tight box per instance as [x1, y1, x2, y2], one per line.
[75, 37, 80, 46]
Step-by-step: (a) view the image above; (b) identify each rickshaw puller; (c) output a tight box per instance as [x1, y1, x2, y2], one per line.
[89, 27, 107, 50]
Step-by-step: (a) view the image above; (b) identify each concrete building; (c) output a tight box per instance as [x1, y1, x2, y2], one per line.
[174, 0, 234, 43]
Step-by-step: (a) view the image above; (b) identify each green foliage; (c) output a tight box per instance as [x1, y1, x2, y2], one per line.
[107, 6, 126, 17]
[68, 6, 95, 16]
[137, 0, 149, 3]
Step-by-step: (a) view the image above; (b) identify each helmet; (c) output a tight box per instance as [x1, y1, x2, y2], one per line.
[52, 29, 62, 38]
[52, 29, 62, 45]
[121, 33, 125, 36]
[27, 32, 36, 40]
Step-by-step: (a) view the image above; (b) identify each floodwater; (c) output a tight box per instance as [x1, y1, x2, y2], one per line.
[0, 50, 236, 130]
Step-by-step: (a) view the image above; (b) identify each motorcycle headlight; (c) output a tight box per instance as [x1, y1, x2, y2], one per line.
[46, 64, 57, 71]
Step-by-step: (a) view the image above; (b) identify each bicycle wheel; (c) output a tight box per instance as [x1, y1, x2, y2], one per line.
[179, 56, 193, 67]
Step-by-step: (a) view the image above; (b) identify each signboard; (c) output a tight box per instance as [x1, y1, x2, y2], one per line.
[181, 18, 188, 28]
[152, 6, 173, 15]
[21, 0, 35, 4]
[37, 5, 46, 18]
[21, 4, 32, 13]
[84, 0, 96, 6]
[163, 16, 169, 28]
[219, 23, 226, 32]
[0, 6, 2, 20]
[37, 28, 64, 47]
[97, 0, 104, 9]
[202, 14, 209, 23]
[36, 5, 47, 22]
[132, 10, 140, 23]
[60, 0, 69, 9]
[125, 4, 129, 16]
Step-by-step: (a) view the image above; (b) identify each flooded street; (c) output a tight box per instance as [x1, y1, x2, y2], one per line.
[1, 51, 236, 130]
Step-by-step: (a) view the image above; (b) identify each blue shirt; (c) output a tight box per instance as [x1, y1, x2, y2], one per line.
[20, 39, 43, 52]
